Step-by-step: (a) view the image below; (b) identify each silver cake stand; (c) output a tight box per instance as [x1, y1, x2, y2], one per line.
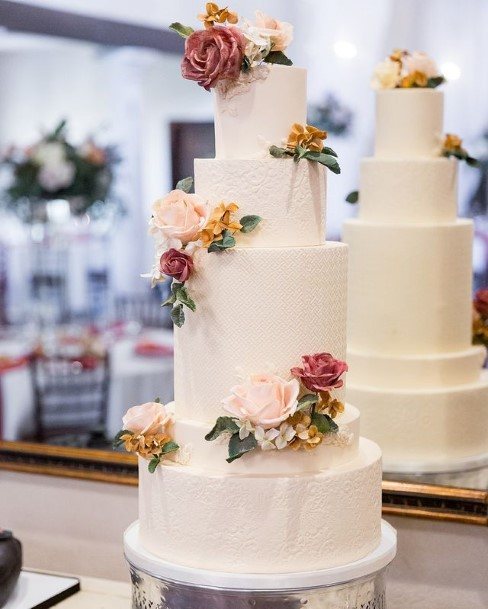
[124, 521, 396, 609]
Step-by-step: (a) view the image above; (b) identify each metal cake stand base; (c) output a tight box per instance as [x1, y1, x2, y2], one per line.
[124, 521, 396, 609]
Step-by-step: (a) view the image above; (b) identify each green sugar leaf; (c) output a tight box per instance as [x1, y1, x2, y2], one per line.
[175, 285, 196, 311]
[227, 433, 258, 463]
[304, 150, 341, 174]
[311, 412, 339, 434]
[148, 455, 160, 473]
[161, 440, 180, 455]
[264, 51, 293, 66]
[175, 176, 194, 193]
[205, 417, 240, 441]
[426, 76, 446, 89]
[240, 215, 262, 233]
[345, 190, 359, 204]
[297, 394, 319, 411]
[171, 303, 185, 327]
[169, 22, 194, 38]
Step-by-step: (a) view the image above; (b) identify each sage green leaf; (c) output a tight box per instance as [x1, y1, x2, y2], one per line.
[207, 242, 222, 253]
[112, 429, 131, 449]
[161, 293, 177, 307]
[148, 456, 160, 473]
[466, 156, 480, 168]
[296, 145, 309, 160]
[176, 285, 196, 312]
[154, 397, 161, 403]
[321, 146, 338, 158]
[311, 412, 339, 434]
[304, 151, 341, 174]
[161, 440, 180, 455]
[345, 190, 359, 204]
[205, 417, 240, 441]
[171, 282, 183, 296]
[264, 51, 293, 66]
[221, 231, 236, 248]
[171, 303, 185, 327]
[175, 176, 193, 193]
[226, 433, 258, 463]
[297, 394, 319, 411]
[169, 22, 194, 38]
[240, 215, 262, 233]
[427, 76, 445, 89]
[269, 145, 290, 159]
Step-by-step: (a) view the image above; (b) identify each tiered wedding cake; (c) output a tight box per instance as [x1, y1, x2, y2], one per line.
[121, 10, 395, 602]
[344, 51, 488, 472]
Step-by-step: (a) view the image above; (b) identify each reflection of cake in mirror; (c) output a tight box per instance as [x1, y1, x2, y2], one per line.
[0, 530, 22, 608]
[118, 4, 395, 601]
[343, 50, 488, 473]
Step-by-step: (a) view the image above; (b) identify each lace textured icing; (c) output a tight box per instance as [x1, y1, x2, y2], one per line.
[216, 64, 271, 117]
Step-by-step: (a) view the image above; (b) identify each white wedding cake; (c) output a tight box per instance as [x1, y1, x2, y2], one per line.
[343, 51, 488, 473]
[120, 9, 395, 600]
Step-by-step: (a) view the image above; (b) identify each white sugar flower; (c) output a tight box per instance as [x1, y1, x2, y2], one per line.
[38, 160, 75, 192]
[32, 141, 66, 167]
[238, 419, 254, 440]
[403, 51, 439, 79]
[275, 421, 296, 450]
[241, 21, 272, 68]
[254, 426, 279, 451]
[371, 59, 401, 90]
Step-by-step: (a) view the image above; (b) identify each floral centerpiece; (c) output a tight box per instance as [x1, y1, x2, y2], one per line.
[206, 352, 351, 462]
[170, 3, 293, 92]
[372, 49, 445, 90]
[1, 120, 120, 223]
[473, 288, 488, 351]
[145, 176, 261, 327]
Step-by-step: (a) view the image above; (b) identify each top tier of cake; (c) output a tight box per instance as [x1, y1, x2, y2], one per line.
[375, 89, 443, 158]
[214, 64, 307, 160]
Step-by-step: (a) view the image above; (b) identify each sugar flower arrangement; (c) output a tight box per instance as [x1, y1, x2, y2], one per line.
[269, 123, 341, 174]
[114, 399, 179, 473]
[372, 49, 445, 90]
[441, 134, 479, 168]
[144, 177, 262, 327]
[206, 353, 350, 463]
[170, 4, 293, 91]
[473, 288, 488, 350]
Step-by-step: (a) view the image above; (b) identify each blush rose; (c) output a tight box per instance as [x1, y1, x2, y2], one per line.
[122, 402, 172, 437]
[151, 190, 207, 248]
[182, 26, 245, 90]
[253, 11, 293, 52]
[291, 353, 348, 393]
[223, 374, 299, 429]
[160, 248, 194, 283]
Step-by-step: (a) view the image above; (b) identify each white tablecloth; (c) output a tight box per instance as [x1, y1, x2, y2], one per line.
[0, 329, 174, 441]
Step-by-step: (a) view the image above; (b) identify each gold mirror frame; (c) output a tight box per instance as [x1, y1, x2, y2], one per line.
[0, 440, 486, 526]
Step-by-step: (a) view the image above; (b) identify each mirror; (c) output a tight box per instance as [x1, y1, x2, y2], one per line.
[0, 1, 486, 525]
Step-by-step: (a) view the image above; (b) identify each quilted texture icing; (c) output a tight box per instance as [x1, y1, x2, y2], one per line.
[195, 158, 326, 247]
[174, 243, 348, 422]
[139, 438, 382, 573]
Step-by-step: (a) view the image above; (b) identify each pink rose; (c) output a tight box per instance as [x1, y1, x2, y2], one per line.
[474, 289, 488, 318]
[291, 353, 348, 393]
[122, 402, 172, 436]
[151, 190, 207, 248]
[223, 374, 299, 429]
[403, 51, 439, 79]
[253, 11, 293, 52]
[182, 26, 245, 90]
[160, 248, 194, 283]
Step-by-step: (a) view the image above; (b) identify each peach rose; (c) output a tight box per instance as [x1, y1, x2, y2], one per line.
[253, 11, 293, 52]
[223, 374, 299, 429]
[122, 402, 172, 436]
[403, 51, 439, 79]
[151, 189, 207, 248]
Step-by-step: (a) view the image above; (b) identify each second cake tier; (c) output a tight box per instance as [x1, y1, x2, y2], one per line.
[175, 243, 348, 423]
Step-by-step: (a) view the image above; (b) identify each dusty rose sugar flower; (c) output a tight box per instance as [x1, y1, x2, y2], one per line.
[291, 353, 348, 393]
[474, 289, 488, 318]
[160, 248, 194, 283]
[181, 26, 245, 90]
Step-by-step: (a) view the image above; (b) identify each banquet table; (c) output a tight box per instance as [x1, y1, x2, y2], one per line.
[0, 329, 174, 441]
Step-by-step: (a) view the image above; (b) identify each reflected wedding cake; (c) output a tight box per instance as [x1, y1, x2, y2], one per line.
[120, 7, 395, 607]
[344, 50, 488, 473]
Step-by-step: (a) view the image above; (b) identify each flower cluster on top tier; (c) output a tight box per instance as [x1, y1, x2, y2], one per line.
[144, 177, 262, 327]
[269, 123, 341, 174]
[473, 288, 488, 350]
[114, 399, 179, 473]
[170, 4, 293, 91]
[205, 353, 350, 463]
[372, 49, 445, 90]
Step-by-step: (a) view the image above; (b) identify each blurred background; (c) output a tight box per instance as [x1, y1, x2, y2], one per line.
[0, 0, 487, 449]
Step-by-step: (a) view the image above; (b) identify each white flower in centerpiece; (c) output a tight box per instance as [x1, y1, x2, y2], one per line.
[275, 421, 296, 450]
[238, 419, 254, 440]
[32, 141, 66, 167]
[402, 51, 439, 79]
[254, 426, 279, 451]
[38, 160, 75, 192]
[371, 59, 401, 90]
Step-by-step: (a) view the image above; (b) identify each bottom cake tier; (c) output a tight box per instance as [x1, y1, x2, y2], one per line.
[138, 438, 382, 574]
[347, 371, 488, 472]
